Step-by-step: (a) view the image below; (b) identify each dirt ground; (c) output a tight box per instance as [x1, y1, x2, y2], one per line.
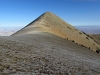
[0, 32, 100, 75]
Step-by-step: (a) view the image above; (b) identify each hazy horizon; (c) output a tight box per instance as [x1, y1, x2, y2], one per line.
[0, 25, 100, 36]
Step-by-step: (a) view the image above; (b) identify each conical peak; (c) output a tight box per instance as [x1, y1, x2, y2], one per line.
[44, 12, 53, 15]
[12, 12, 100, 52]
[42, 12, 55, 17]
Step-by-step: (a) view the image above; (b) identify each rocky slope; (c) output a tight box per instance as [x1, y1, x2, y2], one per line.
[12, 12, 100, 51]
[0, 32, 100, 75]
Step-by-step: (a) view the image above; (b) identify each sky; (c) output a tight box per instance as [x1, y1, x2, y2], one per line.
[0, 0, 100, 28]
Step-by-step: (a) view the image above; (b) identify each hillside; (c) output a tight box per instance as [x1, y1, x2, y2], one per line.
[76, 26, 100, 34]
[89, 34, 100, 45]
[0, 32, 100, 75]
[12, 12, 100, 51]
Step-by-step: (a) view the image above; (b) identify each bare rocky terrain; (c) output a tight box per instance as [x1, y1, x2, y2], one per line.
[0, 12, 100, 75]
[0, 32, 100, 75]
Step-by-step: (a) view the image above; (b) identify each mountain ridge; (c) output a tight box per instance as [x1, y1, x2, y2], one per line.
[12, 12, 100, 52]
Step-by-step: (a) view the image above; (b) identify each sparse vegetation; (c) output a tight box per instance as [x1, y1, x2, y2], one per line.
[86, 37, 89, 40]
[74, 29, 78, 31]
[72, 40, 75, 42]
[79, 32, 82, 34]
[89, 34, 100, 45]
[67, 26, 71, 30]
[81, 44, 84, 47]
[96, 49, 100, 54]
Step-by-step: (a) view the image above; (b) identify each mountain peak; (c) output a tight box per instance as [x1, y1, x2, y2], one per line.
[44, 12, 53, 14]
[12, 12, 100, 51]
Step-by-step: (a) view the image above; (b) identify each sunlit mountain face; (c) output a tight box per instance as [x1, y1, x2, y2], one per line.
[75, 26, 100, 34]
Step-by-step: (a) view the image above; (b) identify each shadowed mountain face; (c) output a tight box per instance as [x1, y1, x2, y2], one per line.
[12, 12, 100, 51]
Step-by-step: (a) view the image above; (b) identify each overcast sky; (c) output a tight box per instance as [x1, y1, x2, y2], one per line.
[0, 0, 100, 28]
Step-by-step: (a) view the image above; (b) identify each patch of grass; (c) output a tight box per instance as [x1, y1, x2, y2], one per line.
[86, 37, 89, 40]
[96, 49, 100, 54]
[72, 40, 75, 42]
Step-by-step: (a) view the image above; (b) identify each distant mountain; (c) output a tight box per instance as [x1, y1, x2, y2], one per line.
[0, 27, 22, 36]
[76, 26, 100, 34]
[12, 12, 100, 51]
